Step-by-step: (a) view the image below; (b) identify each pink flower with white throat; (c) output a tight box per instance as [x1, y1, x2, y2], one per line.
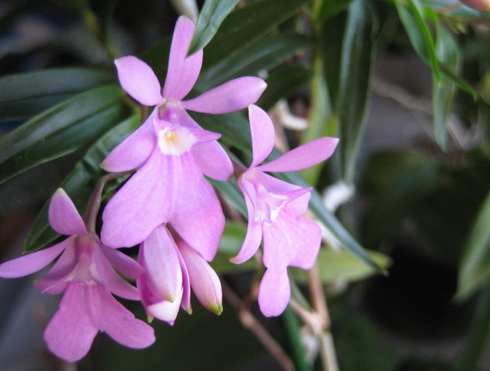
[100, 16, 266, 257]
[234, 105, 339, 317]
[0, 189, 155, 362]
[137, 225, 222, 324]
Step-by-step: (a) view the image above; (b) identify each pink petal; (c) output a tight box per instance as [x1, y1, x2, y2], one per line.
[182, 77, 267, 114]
[146, 290, 183, 325]
[258, 266, 290, 317]
[93, 247, 140, 300]
[248, 105, 275, 167]
[176, 246, 192, 313]
[163, 17, 203, 100]
[99, 243, 143, 280]
[34, 243, 77, 294]
[101, 118, 156, 172]
[231, 181, 262, 264]
[0, 237, 71, 278]
[257, 137, 339, 173]
[169, 154, 224, 261]
[180, 110, 232, 181]
[115, 56, 163, 106]
[44, 283, 98, 362]
[262, 211, 321, 270]
[86, 284, 155, 348]
[142, 226, 183, 302]
[101, 148, 173, 248]
[192, 141, 233, 180]
[49, 189, 87, 236]
[179, 241, 222, 314]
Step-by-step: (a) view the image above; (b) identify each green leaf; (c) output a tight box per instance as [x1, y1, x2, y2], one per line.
[256, 63, 313, 110]
[316, 0, 353, 20]
[291, 248, 390, 284]
[337, 0, 377, 183]
[0, 68, 114, 122]
[432, 23, 461, 150]
[187, 0, 241, 56]
[457, 190, 490, 300]
[362, 154, 440, 249]
[211, 222, 257, 273]
[0, 85, 124, 185]
[196, 33, 309, 91]
[396, 0, 441, 80]
[202, 0, 309, 71]
[24, 115, 139, 252]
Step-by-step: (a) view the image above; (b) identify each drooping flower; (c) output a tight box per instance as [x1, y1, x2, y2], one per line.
[233, 105, 339, 317]
[100, 16, 266, 256]
[137, 225, 222, 324]
[0, 189, 155, 362]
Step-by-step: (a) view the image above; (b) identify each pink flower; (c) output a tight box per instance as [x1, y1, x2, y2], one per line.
[100, 16, 265, 258]
[137, 225, 222, 324]
[101, 118, 225, 261]
[0, 189, 155, 362]
[233, 105, 339, 317]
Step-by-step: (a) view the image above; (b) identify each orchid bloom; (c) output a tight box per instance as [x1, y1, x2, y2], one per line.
[0, 189, 155, 362]
[101, 118, 225, 261]
[100, 16, 265, 257]
[137, 225, 222, 324]
[234, 105, 339, 317]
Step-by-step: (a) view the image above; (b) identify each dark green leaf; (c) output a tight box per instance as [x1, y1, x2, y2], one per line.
[24, 115, 139, 252]
[317, 0, 353, 20]
[256, 63, 313, 110]
[139, 38, 171, 85]
[202, 0, 309, 71]
[188, 0, 241, 56]
[396, 0, 441, 79]
[196, 33, 309, 91]
[337, 0, 377, 183]
[0, 85, 124, 185]
[432, 23, 460, 150]
[362, 155, 440, 249]
[0, 68, 114, 122]
[211, 222, 256, 273]
[457, 190, 490, 299]
[190, 111, 251, 152]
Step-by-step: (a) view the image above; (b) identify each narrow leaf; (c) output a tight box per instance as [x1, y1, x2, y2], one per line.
[432, 23, 460, 150]
[0, 68, 114, 122]
[0, 85, 124, 185]
[188, 0, 241, 56]
[196, 33, 309, 91]
[337, 0, 377, 183]
[396, 0, 441, 79]
[256, 64, 313, 110]
[24, 115, 139, 252]
[202, 0, 309, 71]
[457, 190, 490, 300]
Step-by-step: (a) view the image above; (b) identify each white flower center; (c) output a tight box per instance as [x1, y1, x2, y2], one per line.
[158, 126, 196, 155]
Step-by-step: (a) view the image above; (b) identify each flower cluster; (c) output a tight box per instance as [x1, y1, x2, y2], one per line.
[0, 16, 338, 362]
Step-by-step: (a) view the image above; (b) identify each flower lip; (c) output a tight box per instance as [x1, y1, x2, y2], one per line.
[154, 121, 197, 156]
